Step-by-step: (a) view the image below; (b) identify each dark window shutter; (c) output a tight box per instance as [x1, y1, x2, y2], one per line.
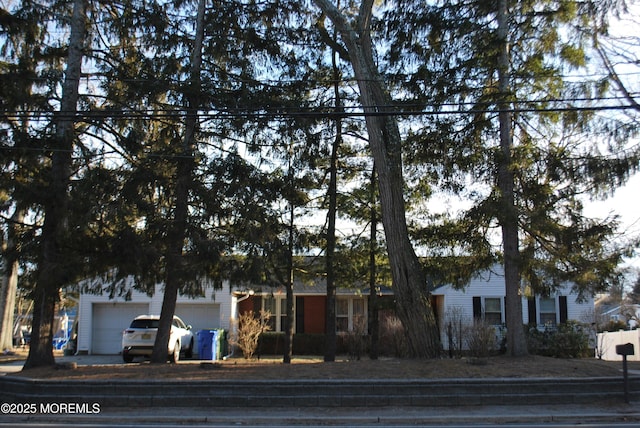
[528, 298, 537, 325]
[559, 296, 568, 323]
[503, 297, 507, 323]
[473, 297, 482, 320]
[296, 296, 305, 334]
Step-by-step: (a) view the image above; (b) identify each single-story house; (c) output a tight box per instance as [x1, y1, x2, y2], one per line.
[78, 266, 593, 355]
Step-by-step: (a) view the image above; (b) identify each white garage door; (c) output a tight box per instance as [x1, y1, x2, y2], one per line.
[175, 303, 221, 357]
[92, 303, 149, 354]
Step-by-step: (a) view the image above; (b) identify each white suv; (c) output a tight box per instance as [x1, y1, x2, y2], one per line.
[121, 315, 194, 363]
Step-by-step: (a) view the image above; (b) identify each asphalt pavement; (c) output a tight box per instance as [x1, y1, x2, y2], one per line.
[1, 402, 640, 427]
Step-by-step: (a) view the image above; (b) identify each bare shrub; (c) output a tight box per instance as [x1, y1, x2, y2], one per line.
[464, 320, 497, 359]
[379, 315, 409, 357]
[229, 310, 271, 359]
[345, 314, 368, 360]
[444, 306, 467, 358]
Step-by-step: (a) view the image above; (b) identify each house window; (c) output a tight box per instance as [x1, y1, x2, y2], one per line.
[473, 296, 503, 325]
[336, 297, 368, 332]
[262, 296, 292, 333]
[353, 299, 365, 332]
[263, 296, 276, 331]
[539, 297, 557, 326]
[484, 298, 502, 325]
[336, 299, 349, 332]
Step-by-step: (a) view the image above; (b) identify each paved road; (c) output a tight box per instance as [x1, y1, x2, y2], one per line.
[1, 404, 640, 427]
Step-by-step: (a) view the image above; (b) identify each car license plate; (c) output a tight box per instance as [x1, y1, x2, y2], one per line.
[142, 333, 151, 340]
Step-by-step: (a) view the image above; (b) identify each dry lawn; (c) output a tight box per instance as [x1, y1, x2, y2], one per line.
[6, 350, 640, 381]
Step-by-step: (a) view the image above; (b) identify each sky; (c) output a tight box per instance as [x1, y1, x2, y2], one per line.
[585, 172, 640, 272]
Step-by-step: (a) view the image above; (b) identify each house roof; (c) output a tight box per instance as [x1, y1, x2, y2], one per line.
[599, 303, 640, 316]
[233, 279, 393, 297]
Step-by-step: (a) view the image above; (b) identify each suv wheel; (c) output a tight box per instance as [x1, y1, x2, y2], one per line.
[185, 338, 194, 359]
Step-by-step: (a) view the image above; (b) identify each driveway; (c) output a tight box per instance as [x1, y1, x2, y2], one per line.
[0, 353, 215, 376]
[1, 354, 123, 376]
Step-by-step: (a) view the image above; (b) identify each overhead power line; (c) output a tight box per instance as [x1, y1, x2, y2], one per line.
[1, 100, 637, 122]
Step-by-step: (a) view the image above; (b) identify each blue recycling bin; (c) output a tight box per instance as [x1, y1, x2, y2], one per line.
[197, 329, 219, 360]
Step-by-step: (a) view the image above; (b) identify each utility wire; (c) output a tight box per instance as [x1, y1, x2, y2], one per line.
[1, 101, 637, 121]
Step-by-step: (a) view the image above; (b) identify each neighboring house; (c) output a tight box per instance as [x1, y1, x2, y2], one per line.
[77, 278, 233, 355]
[599, 303, 640, 329]
[431, 267, 594, 350]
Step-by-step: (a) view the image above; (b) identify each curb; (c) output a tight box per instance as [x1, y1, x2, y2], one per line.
[2, 375, 639, 408]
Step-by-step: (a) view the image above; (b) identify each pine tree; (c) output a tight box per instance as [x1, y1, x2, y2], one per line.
[313, 0, 441, 358]
[385, 0, 639, 355]
[0, 1, 47, 351]
[24, 0, 87, 368]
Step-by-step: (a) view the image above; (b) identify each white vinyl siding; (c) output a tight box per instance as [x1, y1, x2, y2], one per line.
[433, 266, 594, 351]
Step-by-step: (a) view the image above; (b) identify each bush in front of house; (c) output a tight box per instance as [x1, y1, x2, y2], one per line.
[256, 332, 371, 356]
[444, 306, 467, 358]
[294, 333, 326, 355]
[527, 320, 590, 358]
[465, 320, 498, 358]
[257, 332, 326, 355]
[599, 319, 627, 333]
[379, 315, 410, 357]
[343, 315, 368, 360]
[229, 310, 271, 359]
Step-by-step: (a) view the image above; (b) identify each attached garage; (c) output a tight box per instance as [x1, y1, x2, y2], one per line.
[175, 303, 221, 357]
[91, 303, 149, 354]
[77, 281, 232, 355]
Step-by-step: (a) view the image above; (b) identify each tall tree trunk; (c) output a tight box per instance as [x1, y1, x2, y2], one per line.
[324, 47, 342, 363]
[150, 0, 205, 363]
[24, 0, 86, 369]
[283, 198, 294, 363]
[368, 165, 379, 360]
[314, 0, 440, 358]
[282, 130, 296, 363]
[497, 0, 528, 357]
[0, 209, 24, 350]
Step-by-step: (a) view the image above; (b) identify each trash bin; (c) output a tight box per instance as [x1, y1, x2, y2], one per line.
[217, 329, 226, 359]
[198, 329, 223, 360]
